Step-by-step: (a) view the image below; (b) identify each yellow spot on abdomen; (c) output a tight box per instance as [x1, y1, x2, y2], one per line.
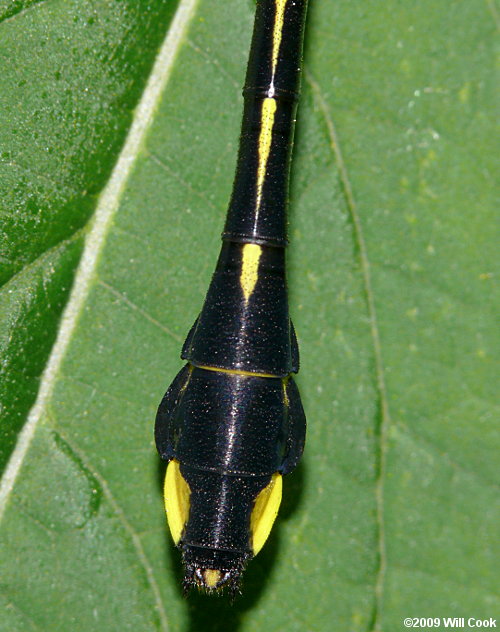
[202, 569, 222, 589]
[255, 98, 277, 211]
[240, 243, 262, 302]
[250, 473, 283, 555]
[164, 459, 191, 544]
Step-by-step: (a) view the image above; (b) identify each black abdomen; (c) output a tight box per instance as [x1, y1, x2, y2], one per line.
[182, 242, 293, 376]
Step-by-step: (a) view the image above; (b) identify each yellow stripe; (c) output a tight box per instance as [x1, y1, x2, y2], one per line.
[255, 98, 277, 210]
[282, 376, 290, 407]
[196, 364, 278, 379]
[271, 0, 288, 76]
[254, 2, 288, 213]
[240, 243, 262, 302]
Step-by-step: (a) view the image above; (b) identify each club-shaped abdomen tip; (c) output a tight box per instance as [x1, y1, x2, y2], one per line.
[163, 459, 284, 593]
[188, 567, 238, 593]
[197, 568, 225, 589]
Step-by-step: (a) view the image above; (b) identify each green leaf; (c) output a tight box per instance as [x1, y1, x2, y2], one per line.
[1, 1, 498, 631]
[0, 0, 179, 472]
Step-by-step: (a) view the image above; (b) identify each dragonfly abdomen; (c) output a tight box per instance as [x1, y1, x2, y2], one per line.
[155, 364, 305, 590]
[155, 0, 308, 594]
[224, 0, 307, 246]
[182, 241, 296, 376]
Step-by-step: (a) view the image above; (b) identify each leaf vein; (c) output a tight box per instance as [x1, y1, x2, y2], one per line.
[60, 374, 144, 411]
[186, 37, 241, 90]
[1, 595, 43, 631]
[147, 150, 218, 212]
[53, 430, 169, 632]
[0, 156, 79, 197]
[0, 228, 86, 295]
[98, 278, 182, 343]
[306, 69, 391, 632]
[0, 0, 49, 27]
[0, 0, 199, 533]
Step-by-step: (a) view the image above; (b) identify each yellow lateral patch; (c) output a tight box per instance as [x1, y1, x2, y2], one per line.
[182, 363, 194, 391]
[282, 376, 290, 407]
[255, 98, 277, 211]
[272, 0, 288, 76]
[240, 243, 262, 302]
[250, 473, 283, 554]
[164, 459, 191, 544]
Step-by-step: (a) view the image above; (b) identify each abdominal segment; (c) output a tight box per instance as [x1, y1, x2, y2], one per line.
[155, 364, 305, 589]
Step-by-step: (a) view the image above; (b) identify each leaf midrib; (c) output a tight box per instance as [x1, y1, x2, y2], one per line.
[0, 0, 199, 530]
